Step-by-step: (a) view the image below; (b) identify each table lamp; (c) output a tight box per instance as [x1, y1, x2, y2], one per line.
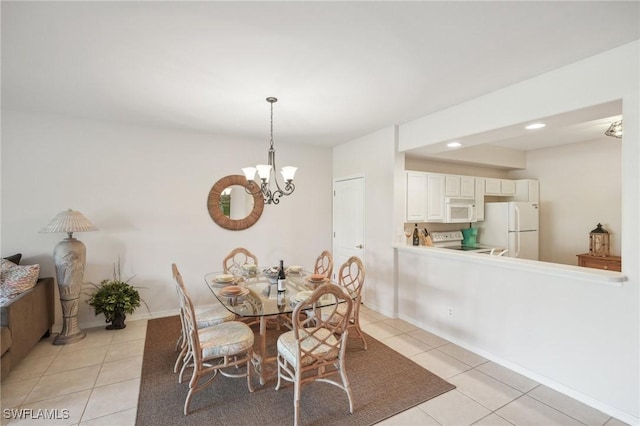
[40, 209, 98, 344]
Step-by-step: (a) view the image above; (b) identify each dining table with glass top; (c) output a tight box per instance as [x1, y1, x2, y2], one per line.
[204, 268, 332, 385]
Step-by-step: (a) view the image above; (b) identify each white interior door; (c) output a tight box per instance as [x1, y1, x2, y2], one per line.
[333, 176, 365, 283]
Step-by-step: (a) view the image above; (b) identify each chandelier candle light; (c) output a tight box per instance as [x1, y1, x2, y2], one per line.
[40, 209, 98, 344]
[243, 97, 297, 205]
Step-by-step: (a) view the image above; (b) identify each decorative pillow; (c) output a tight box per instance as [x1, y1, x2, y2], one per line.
[0, 259, 40, 299]
[2, 253, 22, 265]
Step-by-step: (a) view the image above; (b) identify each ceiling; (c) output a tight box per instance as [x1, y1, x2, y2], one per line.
[2, 2, 639, 148]
[406, 100, 624, 163]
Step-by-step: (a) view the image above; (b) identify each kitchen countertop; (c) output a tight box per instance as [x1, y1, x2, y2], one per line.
[393, 243, 627, 286]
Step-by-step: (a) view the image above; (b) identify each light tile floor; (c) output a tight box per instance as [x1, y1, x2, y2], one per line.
[0, 307, 630, 426]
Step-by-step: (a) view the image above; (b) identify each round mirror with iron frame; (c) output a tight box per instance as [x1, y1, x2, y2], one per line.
[207, 175, 264, 231]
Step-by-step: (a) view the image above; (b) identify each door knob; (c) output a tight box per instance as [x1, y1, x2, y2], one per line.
[355, 244, 364, 249]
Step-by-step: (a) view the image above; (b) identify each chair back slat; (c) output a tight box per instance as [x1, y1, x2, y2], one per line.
[338, 256, 365, 301]
[172, 264, 203, 365]
[223, 248, 258, 275]
[313, 250, 333, 280]
[292, 284, 352, 367]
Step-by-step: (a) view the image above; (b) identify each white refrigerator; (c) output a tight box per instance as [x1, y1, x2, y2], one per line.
[477, 202, 539, 260]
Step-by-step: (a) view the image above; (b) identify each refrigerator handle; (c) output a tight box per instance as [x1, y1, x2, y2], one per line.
[514, 206, 521, 257]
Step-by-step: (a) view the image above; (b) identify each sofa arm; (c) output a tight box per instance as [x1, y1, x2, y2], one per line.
[4, 277, 55, 363]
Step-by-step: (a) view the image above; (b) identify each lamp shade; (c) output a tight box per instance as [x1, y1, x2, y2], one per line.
[256, 164, 272, 182]
[281, 166, 297, 182]
[242, 167, 257, 181]
[40, 209, 98, 234]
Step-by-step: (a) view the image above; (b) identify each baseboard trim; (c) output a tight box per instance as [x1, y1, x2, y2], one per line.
[396, 313, 639, 426]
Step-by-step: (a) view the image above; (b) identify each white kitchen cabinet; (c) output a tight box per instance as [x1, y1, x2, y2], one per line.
[445, 175, 475, 198]
[460, 176, 475, 198]
[426, 173, 445, 221]
[445, 175, 459, 197]
[485, 178, 516, 196]
[485, 178, 501, 195]
[406, 171, 486, 223]
[513, 179, 539, 203]
[475, 178, 485, 221]
[406, 171, 427, 222]
[501, 179, 516, 195]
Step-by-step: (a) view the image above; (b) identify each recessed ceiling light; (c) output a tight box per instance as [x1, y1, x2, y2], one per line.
[447, 141, 462, 148]
[525, 123, 546, 130]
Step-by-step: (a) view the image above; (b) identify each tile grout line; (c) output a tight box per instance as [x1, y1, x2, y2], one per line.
[360, 314, 594, 426]
[521, 386, 611, 426]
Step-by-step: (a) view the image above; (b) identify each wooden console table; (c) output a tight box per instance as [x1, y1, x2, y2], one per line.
[576, 253, 622, 272]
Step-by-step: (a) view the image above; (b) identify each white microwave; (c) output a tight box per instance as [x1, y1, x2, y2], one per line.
[445, 198, 477, 223]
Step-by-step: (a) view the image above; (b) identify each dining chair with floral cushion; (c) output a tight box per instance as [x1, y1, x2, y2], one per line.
[313, 250, 333, 280]
[322, 256, 367, 349]
[275, 283, 354, 426]
[223, 247, 259, 276]
[172, 264, 236, 381]
[172, 263, 254, 415]
[222, 248, 262, 327]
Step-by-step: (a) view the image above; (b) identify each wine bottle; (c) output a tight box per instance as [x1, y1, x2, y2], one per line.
[277, 291, 286, 312]
[277, 260, 286, 292]
[412, 224, 419, 246]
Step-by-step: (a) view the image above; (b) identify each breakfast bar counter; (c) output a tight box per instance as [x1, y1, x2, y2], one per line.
[393, 242, 635, 424]
[394, 243, 626, 285]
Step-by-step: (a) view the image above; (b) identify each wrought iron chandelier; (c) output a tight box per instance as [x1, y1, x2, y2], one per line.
[242, 97, 297, 205]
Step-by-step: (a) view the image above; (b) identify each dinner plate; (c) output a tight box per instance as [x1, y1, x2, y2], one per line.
[291, 290, 313, 303]
[287, 266, 304, 274]
[212, 279, 237, 286]
[219, 286, 249, 298]
[305, 277, 329, 286]
[215, 274, 235, 283]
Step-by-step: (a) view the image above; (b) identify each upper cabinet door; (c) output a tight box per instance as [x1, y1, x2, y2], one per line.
[406, 171, 427, 222]
[485, 178, 501, 195]
[513, 179, 539, 202]
[501, 179, 516, 195]
[485, 178, 516, 196]
[426, 173, 445, 222]
[445, 175, 475, 198]
[445, 175, 461, 197]
[460, 176, 475, 198]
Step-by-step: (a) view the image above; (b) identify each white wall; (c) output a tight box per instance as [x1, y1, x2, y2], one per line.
[333, 126, 397, 317]
[397, 249, 637, 424]
[511, 138, 622, 264]
[395, 41, 639, 423]
[1, 110, 333, 328]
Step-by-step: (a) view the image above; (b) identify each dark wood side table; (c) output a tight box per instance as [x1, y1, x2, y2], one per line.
[576, 253, 622, 272]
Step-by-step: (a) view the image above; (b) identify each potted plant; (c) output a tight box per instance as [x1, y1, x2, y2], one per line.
[86, 260, 145, 329]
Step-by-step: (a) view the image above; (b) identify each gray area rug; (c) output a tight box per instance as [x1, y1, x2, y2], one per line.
[136, 315, 455, 425]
